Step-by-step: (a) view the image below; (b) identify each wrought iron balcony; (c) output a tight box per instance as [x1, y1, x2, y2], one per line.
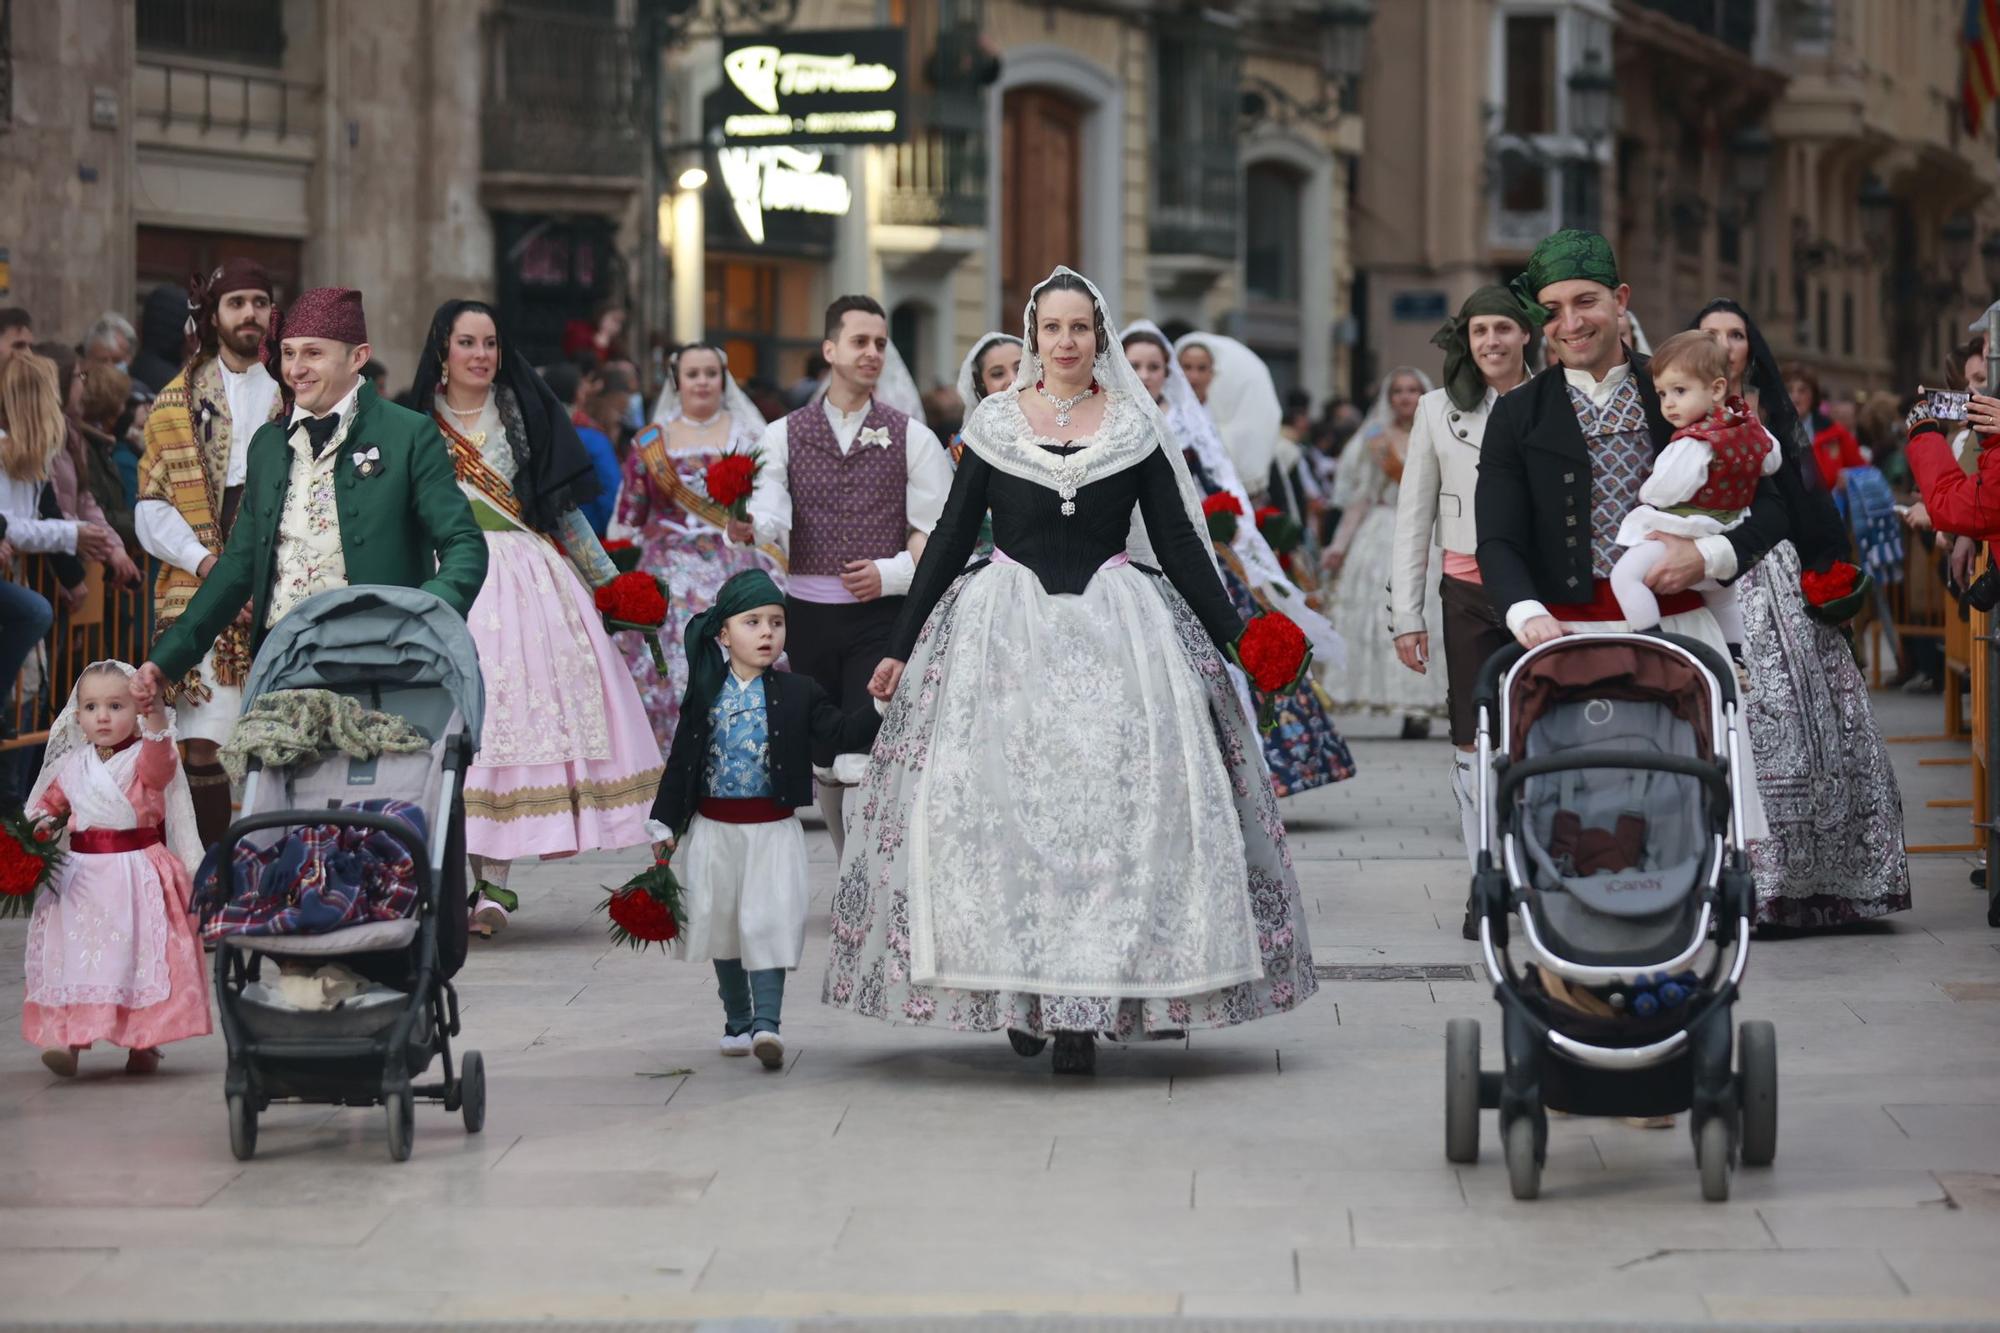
[882, 126, 986, 228]
[481, 6, 642, 180]
[1152, 141, 1240, 260]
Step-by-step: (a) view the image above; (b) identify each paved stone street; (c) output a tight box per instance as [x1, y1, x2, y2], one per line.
[1, 691, 1996, 1329]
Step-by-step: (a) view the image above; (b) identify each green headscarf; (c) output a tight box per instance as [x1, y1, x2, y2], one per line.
[681, 568, 786, 727]
[1429, 286, 1536, 412]
[1509, 229, 1620, 327]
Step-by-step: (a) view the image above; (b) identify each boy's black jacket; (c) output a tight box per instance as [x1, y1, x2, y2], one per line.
[651, 667, 883, 836]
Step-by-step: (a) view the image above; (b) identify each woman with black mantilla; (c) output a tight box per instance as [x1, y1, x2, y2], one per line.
[413, 299, 664, 936]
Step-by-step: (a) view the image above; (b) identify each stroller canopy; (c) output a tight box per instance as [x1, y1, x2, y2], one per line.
[241, 586, 485, 750]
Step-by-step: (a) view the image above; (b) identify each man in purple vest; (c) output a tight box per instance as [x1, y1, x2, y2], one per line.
[730, 295, 952, 855]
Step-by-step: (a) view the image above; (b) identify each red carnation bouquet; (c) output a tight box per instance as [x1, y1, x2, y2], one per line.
[0, 807, 66, 920]
[598, 857, 685, 952]
[1233, 611, 1314, 732]
[1202, 491, 1243, 544]
[596, 570, 670, 670]
[703, 448, 763, 520]
[1800, 559, 1870, 626]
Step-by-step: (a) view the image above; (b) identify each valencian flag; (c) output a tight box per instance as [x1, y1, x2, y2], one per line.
[1964, 0, 2000, 133]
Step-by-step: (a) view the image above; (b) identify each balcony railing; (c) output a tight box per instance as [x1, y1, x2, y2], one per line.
[1153, 140, 1241, 259]
[481, 6, 641, 180]
[1632, 0, 1757, 54]
[882, 126, 986, 228]
[137, 57, 316, 142]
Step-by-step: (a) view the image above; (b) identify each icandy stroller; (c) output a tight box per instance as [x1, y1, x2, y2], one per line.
[1444, 632, 1776, 1201]
[205, 586, 484, 1162]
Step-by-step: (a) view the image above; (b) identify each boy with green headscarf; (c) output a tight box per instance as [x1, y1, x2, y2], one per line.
[649, 569, 884, 1068]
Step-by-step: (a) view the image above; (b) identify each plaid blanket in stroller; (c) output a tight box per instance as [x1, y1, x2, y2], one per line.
[196, 799, 429, 942]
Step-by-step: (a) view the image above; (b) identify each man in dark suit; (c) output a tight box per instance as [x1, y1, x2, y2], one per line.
[1474, 230, 1787, 649]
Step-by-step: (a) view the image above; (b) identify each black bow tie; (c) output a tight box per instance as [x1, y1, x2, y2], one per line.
[298, 412, 341, 456]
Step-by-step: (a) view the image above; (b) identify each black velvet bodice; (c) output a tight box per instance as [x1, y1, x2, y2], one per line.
[888, 442, 1243, 661]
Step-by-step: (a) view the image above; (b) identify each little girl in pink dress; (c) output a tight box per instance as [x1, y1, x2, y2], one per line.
[23, 660, 209, 1077]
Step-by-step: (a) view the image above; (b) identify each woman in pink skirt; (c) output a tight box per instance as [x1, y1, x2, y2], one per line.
[23, 660, 209, 1075]
[413, 301, 663, 935]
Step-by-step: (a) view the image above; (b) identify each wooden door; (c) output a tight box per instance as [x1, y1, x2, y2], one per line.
[1001, 88, 1083, 320]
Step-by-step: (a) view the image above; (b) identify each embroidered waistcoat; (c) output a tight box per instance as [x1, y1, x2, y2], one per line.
[704, 673, 774, 798]
[1681, 400, 1768, 513]
[786, 401, 909, 577]
[266, 418, 357, 627]
[1568, 378, 1654, 579]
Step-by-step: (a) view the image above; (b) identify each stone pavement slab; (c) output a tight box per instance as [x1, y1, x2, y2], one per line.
[0, 692, 1994, 1329]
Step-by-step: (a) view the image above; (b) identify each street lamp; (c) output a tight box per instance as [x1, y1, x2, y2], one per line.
[1728, 124, 1774, 198]
[677, 165, 708, 192]
[1242, 0, 1374, 129]
[1321, 0, 1373, 88]
[1858, 174, 1895, 254]
[1566, 48, 1616, 146]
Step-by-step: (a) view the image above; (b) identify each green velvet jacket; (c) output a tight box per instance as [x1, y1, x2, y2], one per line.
[149, 381, 488, 679]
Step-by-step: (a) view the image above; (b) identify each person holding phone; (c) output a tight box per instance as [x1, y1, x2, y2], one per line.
[1906, 312, 2000, 541]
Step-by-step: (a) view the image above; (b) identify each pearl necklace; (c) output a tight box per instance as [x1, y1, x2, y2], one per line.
[679, 409, 724, 429]
[1035, 377, 1099, 429]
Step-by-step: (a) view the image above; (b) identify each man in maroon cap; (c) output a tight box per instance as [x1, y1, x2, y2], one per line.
[134, 259, 285, 843]
[136, 287, 487, 741]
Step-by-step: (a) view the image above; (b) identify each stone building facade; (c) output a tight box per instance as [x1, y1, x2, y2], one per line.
[2, 0, 1364, 406]
[1357, 0, 2000, 395]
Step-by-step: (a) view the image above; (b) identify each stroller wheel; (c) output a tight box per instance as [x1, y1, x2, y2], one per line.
[459, 1050, 487, 1135]
[1697, 1116, 1733, 1202]
[1737, 1020, 1777, 1167]
[384, 1091, 415, 1163]
[1444, 1019, 1481, 1163]
[1006, 1029, 1048, 1058]
[1504, 1117, 1541, 1200]
[226, 1094, 258, 1162]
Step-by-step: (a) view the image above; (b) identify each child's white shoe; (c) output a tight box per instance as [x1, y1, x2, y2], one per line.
[719, 1032, 753, 1057]
[751, 1031, 785, 1069]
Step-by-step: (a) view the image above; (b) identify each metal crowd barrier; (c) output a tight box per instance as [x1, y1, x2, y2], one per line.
[2, 554, 161, 752]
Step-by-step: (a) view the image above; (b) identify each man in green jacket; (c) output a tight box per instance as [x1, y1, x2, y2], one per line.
[134, 287, 486, 706]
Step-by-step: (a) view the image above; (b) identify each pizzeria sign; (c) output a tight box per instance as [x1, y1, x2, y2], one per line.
[711, 29, 909, 146]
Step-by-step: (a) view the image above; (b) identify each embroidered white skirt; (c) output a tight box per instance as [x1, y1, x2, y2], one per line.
[671, 813, 812, 970]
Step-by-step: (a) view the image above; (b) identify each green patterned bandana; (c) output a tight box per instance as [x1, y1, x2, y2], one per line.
[1510, 229, 1620, 326]
[1430, 286, 1536, 412]
[682, 569, 786, 728]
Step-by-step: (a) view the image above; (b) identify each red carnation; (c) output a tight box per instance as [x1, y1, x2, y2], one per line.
[1203, 491, 1243, 544]
[599, 858, 685, 951]
[704, 450, 762, 519]
[1254, 505, 1282, 526]
[595, 571, 668, 628]
[1237, 611, 1311, 695]
[1800, 561, 1860, 606]
[1201, 492, 1243, 519]
[0, 808, 65, 918]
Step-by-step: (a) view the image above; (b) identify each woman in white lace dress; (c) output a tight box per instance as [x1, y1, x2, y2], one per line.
[1324, 368, 1449, 734]
[822, 269, 1317, 1075]
[613, 345, 784, 755]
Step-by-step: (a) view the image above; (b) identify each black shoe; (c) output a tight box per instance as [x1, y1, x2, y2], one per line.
[1973, 866, 1986, 889]
[1401, 716, 1434, 740]
[1051, 1032, 1096, 1075]
[1461, 908, 1478, 942]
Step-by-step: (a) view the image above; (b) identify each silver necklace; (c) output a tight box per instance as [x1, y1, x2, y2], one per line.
[680, 408, 723, 429]
[1034, 377, 1098, 429]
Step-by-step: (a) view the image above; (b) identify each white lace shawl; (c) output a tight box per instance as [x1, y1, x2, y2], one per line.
[1174, 331, 1283, 488]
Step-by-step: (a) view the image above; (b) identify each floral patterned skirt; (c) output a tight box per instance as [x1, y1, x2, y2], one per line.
[1221, 563, 1355, 797]
[462, 531, 663, 862]
[1737, 541, 1911, 928]
[821, 566, 1318, 1037]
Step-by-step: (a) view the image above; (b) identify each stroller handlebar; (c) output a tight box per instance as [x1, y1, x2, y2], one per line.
[1473, 630, 1738, 711]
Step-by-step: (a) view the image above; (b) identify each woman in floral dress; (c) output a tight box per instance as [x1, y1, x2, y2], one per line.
[822, 268, 1317, 1075]
[612, 344, 784, 756]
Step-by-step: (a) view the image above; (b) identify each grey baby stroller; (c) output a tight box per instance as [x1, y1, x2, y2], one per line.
[203, 587, 484, 1162]
[1445, 633, 1776, 1201]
